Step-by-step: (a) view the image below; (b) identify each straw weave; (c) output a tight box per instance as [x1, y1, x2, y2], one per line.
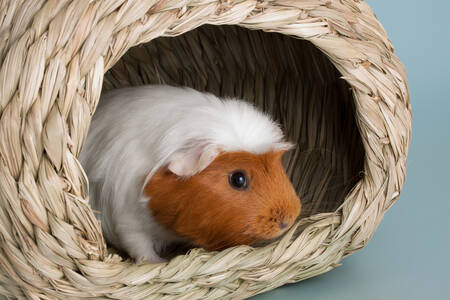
[0, 1, 411, 299]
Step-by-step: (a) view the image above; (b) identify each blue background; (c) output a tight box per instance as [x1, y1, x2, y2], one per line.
[252, 0, 450, 299]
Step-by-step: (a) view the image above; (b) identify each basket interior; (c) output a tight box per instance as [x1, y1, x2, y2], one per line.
[102, 25, 365, 220]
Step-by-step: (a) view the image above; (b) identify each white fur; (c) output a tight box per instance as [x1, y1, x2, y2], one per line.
[79, 85, 291, 262]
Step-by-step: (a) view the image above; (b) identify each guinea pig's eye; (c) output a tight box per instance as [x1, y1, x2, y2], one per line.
[228, 170, 249, 190]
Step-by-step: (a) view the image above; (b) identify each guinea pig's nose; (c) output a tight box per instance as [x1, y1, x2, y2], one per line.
[279, 221, 289, 229]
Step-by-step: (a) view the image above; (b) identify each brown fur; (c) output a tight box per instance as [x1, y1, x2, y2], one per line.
[144, 151, 301, 251]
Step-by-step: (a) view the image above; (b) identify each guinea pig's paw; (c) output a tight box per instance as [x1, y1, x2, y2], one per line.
[136, 254, 168, 264]
[129, 244, 167, 264]
[119, 230, 167, 264]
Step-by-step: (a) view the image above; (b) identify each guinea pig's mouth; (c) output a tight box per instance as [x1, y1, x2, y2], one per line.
[197, 224, 294, 252]
[268, 224, 292, 239]
[247, 222, 295, 246]
[250, 230, 292, 247]
[254, 214, 298, 240]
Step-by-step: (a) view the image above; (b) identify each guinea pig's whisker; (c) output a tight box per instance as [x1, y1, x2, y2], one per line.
[299, 172, 363, 200]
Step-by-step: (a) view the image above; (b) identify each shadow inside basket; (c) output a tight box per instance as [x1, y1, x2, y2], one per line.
[100, 25, 365, 259]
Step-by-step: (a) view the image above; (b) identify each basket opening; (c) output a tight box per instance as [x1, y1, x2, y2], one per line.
[102, 25, 365, 220]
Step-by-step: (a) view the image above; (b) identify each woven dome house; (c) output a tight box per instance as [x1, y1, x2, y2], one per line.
[0, 0, 411, 299]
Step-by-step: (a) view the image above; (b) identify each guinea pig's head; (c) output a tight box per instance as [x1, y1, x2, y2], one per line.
[144, 145, 301, 251]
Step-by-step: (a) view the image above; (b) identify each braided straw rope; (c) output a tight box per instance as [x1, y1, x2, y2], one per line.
[0, 0, 410, 299]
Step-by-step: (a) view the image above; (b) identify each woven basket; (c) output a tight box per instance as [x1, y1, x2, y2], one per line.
[0, 1, 411, 299]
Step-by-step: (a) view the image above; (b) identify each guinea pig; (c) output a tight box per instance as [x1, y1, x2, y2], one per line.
[79, 85, 301, 263]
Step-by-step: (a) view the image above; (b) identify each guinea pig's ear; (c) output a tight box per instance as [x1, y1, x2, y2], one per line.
[277, 141, 296, 152]
[168, 144, 219, 177]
